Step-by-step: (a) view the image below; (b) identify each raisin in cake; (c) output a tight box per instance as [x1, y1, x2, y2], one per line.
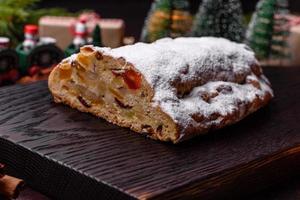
[48, 37, 273, 143]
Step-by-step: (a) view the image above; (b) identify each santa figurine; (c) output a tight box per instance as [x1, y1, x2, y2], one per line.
[72, 18, 89, 49]
[65, 18, 91, 57]
[22, 25, 39, 52]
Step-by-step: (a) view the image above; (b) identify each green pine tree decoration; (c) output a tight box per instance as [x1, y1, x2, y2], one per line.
[191, 0, 245, 43]
[246, 0, 290, 60]
[140, 0, 172, 43]
[170, 0, 193, 38]
[92, 24, 102, 47]
[140, 0, 192, 43]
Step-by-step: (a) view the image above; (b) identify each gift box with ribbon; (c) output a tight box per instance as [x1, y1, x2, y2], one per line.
[39, 12, 125, 50]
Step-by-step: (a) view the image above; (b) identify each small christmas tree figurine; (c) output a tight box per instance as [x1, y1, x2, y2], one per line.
[170, 0, 193, 38]
[140, 0, 192, 42]
[246, 0, 290, 60]
[272, 0, 290, 59]
[92, 24, 102, 47]
[140, 0, 172, 43]
[191, 0, 245, 42]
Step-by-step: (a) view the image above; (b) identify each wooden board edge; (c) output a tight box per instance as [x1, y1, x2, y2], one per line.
[0, 137, 137, 200]
[145, 145, 300, 200]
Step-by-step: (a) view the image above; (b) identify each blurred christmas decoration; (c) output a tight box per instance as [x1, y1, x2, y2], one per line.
[65, 18, 90, 57]
[39, 13, 125, 49]
[16, 24, 64, 84]
[170, 0, 193, 38]
[289, 15, 300, 26]
[0, 0, 72, 47]
[0, 8, 126, 86]
[22, 24, 39, 53]
[123, 36, 135, 46]
[140, 0, 172, 43]
[39, 16, 77, 49]
[191, 0, 245, 42]
[92, 24, 102, 47]
[286, 15, 300, 66]
[99, 19, 125, 47]
[0, 37, 20, 86]
[246, 0, 290, 61]
[140, 0, 192, 43]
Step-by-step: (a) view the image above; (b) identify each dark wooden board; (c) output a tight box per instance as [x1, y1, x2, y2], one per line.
[16, 176, 300, 200]
[0, 67, 300, 200]
[247, 176, 300, 200]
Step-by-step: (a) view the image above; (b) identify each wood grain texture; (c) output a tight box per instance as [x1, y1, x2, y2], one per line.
[0, 67, 300, 200]
[248, 177, 300, 200]
[18, 187, 50, 200]
[16, 177, 300, 200]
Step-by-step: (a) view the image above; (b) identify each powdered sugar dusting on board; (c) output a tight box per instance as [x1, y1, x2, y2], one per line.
[92, 37, 273, 136]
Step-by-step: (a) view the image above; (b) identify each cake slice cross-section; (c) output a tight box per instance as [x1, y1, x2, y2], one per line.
[48, 37, 273, 143]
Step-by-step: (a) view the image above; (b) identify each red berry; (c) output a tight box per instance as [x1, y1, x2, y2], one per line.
[8, 69, 19, 82]
[122, 69, 141, 90]
[28, 66, 40, 76]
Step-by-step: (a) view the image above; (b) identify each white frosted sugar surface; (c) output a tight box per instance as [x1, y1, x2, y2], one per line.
[82, 37, 273, 134]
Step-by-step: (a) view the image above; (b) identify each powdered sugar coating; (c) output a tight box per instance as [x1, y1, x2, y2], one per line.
[89, 37, 273, 137]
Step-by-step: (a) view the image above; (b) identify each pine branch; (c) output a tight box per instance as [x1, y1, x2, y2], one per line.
[0, 0, 74, 47]
[0, 0, 38, 8]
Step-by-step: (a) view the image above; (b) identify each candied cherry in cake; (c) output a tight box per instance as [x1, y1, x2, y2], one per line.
[122, 69, 141, 90]
[111, 69, 141, 90]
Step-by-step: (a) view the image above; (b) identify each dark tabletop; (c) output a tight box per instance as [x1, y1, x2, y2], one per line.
[18, 178, 300, 200]
[0, 68, 300, 200]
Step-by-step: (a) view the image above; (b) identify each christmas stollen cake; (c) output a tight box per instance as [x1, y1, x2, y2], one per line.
[48, 37, 273, 143]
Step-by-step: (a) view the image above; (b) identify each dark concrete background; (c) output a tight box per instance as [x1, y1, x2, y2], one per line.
[37, 0, 300, 39]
